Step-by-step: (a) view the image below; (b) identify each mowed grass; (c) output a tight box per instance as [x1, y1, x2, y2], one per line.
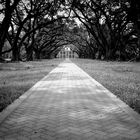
[72, 59, 140, 114]
[0, 59, 63, 112]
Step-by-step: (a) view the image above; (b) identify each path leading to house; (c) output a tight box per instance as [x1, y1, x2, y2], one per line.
[0, 59, 140, 140]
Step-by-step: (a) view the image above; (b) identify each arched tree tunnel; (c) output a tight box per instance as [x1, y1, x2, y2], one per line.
[0, 0, 140, 61]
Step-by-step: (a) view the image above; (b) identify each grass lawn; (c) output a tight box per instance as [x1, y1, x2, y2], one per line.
[72, 59, 140, 114]
[0, 59, 63, 112]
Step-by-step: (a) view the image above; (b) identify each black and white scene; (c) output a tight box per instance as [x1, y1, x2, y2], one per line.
[0, 0, 140, 139]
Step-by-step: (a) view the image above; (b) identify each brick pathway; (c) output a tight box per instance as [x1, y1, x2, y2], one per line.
[0, 60, 140, 140]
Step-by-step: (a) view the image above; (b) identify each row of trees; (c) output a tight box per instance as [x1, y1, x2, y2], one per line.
[0, 0, 140, 61]
[0, 0, 69, 61]
[69, 0, 140, 60]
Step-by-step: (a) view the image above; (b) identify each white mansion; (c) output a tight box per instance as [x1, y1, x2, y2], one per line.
[57, 46, 78, 58]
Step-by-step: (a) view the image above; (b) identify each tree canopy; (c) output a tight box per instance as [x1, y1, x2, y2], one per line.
[0, 0, 139, 61]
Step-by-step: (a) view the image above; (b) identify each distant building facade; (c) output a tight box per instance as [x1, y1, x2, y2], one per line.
[57, 46, 78, 58]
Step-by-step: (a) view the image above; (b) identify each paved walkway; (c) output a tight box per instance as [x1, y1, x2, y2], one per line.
[0, 60, 140, 140]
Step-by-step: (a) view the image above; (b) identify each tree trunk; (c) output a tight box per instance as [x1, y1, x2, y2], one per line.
[26, 35, 35, 61]
[97, 51, 102, 59]
[34, 50, 41, 59]
[0, 14, 12, 57]
[0, 0, 20, 57]
[26, 46, 33, 61]
[12, 45, 20, 61]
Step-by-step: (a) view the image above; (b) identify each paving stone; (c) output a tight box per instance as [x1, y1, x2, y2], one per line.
[0, 59, 140, 139]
